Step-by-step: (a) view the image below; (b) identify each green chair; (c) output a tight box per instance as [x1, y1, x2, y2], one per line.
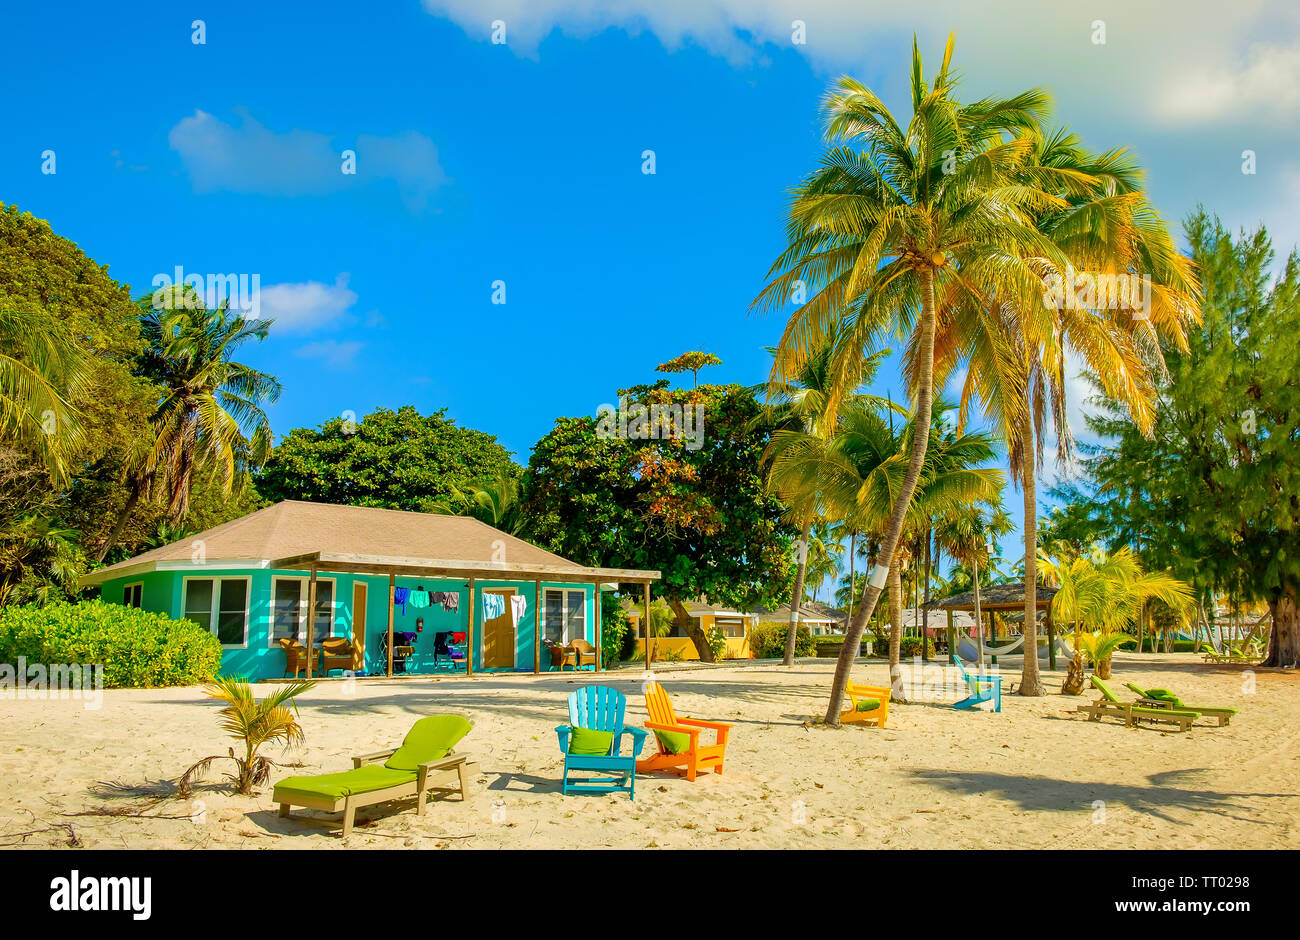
[1075, 676, 1200, 732]
[1124, 682, 1237, 727]
[273, 714, 473, 836]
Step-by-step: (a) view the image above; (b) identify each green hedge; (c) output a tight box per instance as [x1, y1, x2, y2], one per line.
[0, 600, 223, 688]
[749, 622, 817, 659]
[898, 636, 936, 658]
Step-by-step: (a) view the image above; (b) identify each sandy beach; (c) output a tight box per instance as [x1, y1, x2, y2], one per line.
[1, 654, 1295, 850]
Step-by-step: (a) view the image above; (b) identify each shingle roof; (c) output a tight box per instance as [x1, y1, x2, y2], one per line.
[82, 500, 601, 584]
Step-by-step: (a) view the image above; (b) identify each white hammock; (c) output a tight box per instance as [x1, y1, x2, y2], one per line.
[956, 634, 1074, 662]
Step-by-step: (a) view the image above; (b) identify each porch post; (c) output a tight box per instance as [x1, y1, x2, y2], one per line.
[643, 581, 652, 670]
[386, 573, 395, 678]
[946, 608, 955, 665]
[594, 581, 602, 672]
[533, 579, 541, 675]
[1046, 604, 1057, 671]
[305, 564, 317, 680]
[466, 578, 476, 677]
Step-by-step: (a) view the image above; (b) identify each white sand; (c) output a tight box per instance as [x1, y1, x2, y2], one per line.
[1, 653, 1296, 849]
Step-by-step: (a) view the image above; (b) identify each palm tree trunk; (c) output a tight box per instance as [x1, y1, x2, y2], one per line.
[888, 560, 905, 701]
[824, 267, 940, 725]
[922, 525, 933, 661]
[973, 557, 983, 669]
[1018, 412, 1045, 696]
[784, 519, 813, 666]
[845, 531, 857, 627]
[93, 481, 143, 563]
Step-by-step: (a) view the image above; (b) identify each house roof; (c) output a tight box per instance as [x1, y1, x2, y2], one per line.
[755, 604, 841, 624]
[81, 500, 659, 587]
[620, 597, 754, 618]
[924, 581, 1059, 611]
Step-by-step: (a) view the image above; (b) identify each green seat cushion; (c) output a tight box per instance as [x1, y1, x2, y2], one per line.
[384, 714, 473, 771]
[568, 727, 615, 756]
[654, 729, 692, 754]
[274, 765, 416, 802]
[1144, 688, 1183, 705]
[855, 697, 882, 712]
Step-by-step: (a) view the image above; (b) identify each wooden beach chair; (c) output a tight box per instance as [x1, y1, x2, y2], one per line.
[637, 682, 731, 782]
[569, 639, 599, 671]
[1075, 676, 1199, 732]
[272, 715, 473, 836]
[1124, 682, 1238, 727]
[840, 679, 891, 727]
[950, 656, 1002, 712]
[555, 685, 646, 799]
[319, 637, 357, 675]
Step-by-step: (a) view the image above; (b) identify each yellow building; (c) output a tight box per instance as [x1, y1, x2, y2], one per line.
[623, 598, 757, 661]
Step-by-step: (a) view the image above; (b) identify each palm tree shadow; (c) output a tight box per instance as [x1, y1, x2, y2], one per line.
[907, 768, 1286, 825]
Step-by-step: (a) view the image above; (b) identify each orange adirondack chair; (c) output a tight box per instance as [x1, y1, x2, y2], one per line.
[637, 682, 731, 781]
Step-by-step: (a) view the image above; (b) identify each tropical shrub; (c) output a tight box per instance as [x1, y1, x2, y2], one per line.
[0, 599, 222, 687]
[599, 593, 629, 666]
[705, 623, 728, 660]
[814, 636, 845, 658]
[749, 622, 816, 659]
[180, 676, 315, 795]
[898, 636, 936, 659]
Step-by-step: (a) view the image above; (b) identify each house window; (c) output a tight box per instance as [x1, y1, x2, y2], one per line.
[182, 577, 250, 648]
[270, 577, 335, 645]
[543, 589, 586, 643]
[123, 582, 143, 609]
[715, 617, 746, 638]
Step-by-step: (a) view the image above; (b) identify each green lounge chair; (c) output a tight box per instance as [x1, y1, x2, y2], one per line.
[273, 714, 473, 836]
[1075, 676, 1200, 732]
[1124, 682, 1238, 727]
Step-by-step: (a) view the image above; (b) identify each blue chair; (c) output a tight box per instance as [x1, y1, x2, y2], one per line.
[555, 686, 648, 800]
[951, 656, 1002, 712]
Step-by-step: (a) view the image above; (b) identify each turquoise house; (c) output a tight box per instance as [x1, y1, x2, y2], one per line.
[81, 501, 659, 680]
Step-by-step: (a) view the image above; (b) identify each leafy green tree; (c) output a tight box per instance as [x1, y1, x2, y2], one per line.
[520, 382, 794, 662]
[258, 405, 521, 512]
[1067, 212, 1300, 666]
[655, 351, 722, 388]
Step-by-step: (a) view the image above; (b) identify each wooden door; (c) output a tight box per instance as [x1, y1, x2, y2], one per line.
[482, 589, 515, 669]
[351, 582, 367, 670]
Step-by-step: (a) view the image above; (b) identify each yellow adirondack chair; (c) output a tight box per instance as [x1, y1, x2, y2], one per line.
[637, 682, 731, 782]
[840, 680, 891, 727]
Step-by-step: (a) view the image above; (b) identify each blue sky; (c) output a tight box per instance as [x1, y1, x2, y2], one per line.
[4, 1, 1298, 578]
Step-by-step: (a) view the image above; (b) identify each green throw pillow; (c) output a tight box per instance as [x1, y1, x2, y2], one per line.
[855, 697, 881, 712]
[1145, 688, 1183, 706]
[654, 729, 692, 754]
[568, 727, 615, 756]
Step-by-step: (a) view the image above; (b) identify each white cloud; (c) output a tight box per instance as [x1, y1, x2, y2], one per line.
[1157, 42, 1300, 124]
[260, 274, 358, 333]
[168, 109, 447, 207]
[294, 340, 364, 369]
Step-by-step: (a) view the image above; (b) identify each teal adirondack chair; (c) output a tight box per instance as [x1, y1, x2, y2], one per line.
[555, 686, 648, 800]
[951, 655, 1003, 712]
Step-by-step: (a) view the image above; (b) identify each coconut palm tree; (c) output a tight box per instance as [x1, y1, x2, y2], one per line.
[1040, 546, 1193, 688]
[94, 287, 280, 561]
[930, 128, 1201, 696]
[756, 322, 893, 665]
[179, 676, 315, 795]
[754, 35, 1064, 722]
[934, 501, 1013, 667]
[0, 304, 87, 482]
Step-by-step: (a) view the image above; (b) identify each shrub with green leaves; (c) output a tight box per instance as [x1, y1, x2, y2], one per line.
[749, 622, 816, 659]
[0, 599, 223, 687]
[898, 636, 936, 659]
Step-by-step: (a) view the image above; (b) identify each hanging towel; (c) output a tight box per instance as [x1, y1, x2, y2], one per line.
[482, 592, 505, 620]
[510, 594, 528, 627]
[442, 592, 459, 613]
[393, 587, 410, 615]
[409, 589, 430, 609]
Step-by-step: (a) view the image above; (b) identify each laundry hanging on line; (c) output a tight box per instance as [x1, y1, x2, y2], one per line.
[510, 594, 528, 628]
[393, 587, 410, 615]
[482, 592, 505, 620]
[409, 588, 430, 609]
